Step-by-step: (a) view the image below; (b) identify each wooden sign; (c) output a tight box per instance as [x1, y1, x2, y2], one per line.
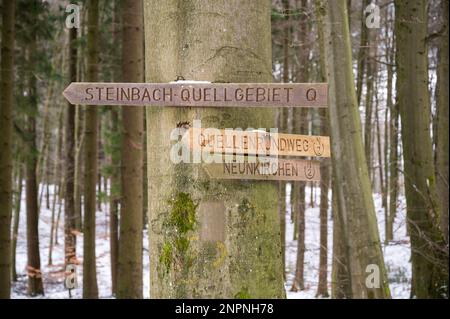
[63, 82, 328, 108]
[204, 158, 321, 182]
[182, 128, 331, 158]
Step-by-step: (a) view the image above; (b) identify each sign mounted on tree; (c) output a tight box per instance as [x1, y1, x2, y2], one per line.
[182, 128, 331, 158]
[63, 82, 328, 108]
[204, 158, 321, 182]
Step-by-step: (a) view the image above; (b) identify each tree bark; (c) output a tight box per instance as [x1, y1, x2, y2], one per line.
[322, 0, 390, 298]
[26, 22, 44, 296]
[144, 0, 285, 298]
[83, 0, 99, 299]
[355, 0, 369, 107]
[11, 162, 23, 282]
[117, 0, 144, 299]
[395, 0, 448, 298]
[64, 26, 78, 266]
[435, 0, 449, 243]
[0, 0, 15, 299]
[316, 1, 330, 297]
[386, 14, 397, 242]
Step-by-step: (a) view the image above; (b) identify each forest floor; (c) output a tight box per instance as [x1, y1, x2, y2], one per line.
[11, 184, 411, 299]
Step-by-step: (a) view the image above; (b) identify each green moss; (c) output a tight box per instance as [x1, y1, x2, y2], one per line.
[174, 237, 190, 254]
[167, 192, 198, 234]
[159, 192, 198, 280]
[238, 198, 255, 215]
[234, 287, 251, 299]
[160, 241, 173, 273]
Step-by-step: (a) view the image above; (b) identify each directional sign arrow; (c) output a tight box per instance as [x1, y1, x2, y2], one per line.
[182, 128, 331, 158]
[63, 82, 328, 108]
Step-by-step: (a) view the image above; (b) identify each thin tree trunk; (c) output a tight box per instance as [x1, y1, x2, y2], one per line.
[386, 23, 397, 242]
[26, 23, 44, 295]
[291, 0, 309, 292]
[74, 106, 84, 231]
[364, 29, 375, 181]
[109, 0, 121, 295]
[331, 177, 351, 298]
[48, 183, 59, 265]
[117, 0, 144, 299]
[0, 0, 15, 299]
[64, 26, 78, 266]
[322, 0, 390, 298]
[49, 109, 64, 264]
[355, 0, 370, 106]
[83, 0, 99, 299]
[316, 2, 330, 297]
[54, 179, 64, 247]
[11, 162, 23, 282]
[109, 110, 120, 295]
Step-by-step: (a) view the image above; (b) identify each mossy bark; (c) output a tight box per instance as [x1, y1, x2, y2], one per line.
[322, 0, 390, 298]
[144, 0, 285, 298]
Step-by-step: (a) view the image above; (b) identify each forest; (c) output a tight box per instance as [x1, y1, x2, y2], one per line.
[0, 0, 448, 300]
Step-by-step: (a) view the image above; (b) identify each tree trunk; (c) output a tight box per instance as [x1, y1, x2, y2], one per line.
[322, 0, 390, 298]
[64, 26, 78, 266]
[395, 0, 448, 298]
[109, 109, 120, 295]
[74, 105, 84, 231]
[11, 162, 23, 282]
[385, 13, 396, 242]
[316, 1, 330, 297]
[117, 0, 144, 299]
[49, 109, 64, 265]
[331, 178, 351, 298]
[0, 0, 15, 299]
[26, 26, 44, 296]
[435, 0, 449, 243]
[355, 0, 369, 106]
[144, 0, 285, 298]
[109, 0, 122, 295]
[83, 0, 99, 299]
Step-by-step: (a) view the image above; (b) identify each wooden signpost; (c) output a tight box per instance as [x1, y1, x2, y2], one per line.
[63, 82, 328, 108]
[62, 81, 330, 182]
[204, 158, 321, 182]
[182, 128, 331, 158]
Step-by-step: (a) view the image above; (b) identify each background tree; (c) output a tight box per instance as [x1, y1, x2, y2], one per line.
[435, 0, 449, 242]
[395, 0, 448, 298]
[322, 0, 390, 298]
[64, 25, 78, 266]
[117, 0, 144, 299]
[0, 0, 16, 299]
[83, 0, 99, 299]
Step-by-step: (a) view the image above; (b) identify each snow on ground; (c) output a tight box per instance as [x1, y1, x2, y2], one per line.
[285, 184, 411, 299]
[12, 184, 150, 299]
[11, 183, 411, 299]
